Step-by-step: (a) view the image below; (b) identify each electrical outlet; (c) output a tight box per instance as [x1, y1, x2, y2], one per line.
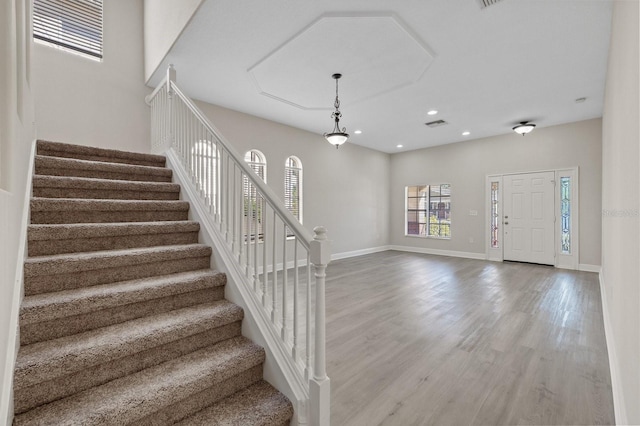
[469, 210, 478, 216]
[469, 237, 474, 244]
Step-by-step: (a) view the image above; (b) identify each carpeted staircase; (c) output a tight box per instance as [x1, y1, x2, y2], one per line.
[12, 140, 293, 425]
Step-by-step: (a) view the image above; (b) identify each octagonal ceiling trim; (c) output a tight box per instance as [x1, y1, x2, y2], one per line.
[247, 12, 436, 111]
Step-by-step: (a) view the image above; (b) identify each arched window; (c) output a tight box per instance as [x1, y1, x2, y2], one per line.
[243, 150, 266, 241]
[284, 156, 302, 223]
[244, 150, 266, 182]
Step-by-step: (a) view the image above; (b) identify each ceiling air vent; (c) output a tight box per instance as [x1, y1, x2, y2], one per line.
[425, 120, 448, 128]
[477, 0, 503, 9]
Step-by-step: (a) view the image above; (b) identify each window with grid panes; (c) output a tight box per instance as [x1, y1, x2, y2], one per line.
[406, 184, 451, 238]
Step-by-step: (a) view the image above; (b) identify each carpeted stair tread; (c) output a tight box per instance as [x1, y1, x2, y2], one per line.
[29, 221, 200, 241]
[20, 269, 225, 326]
[14, 301, 244, 390]
[24, 244, 213, 295]
[30, 198, 189, 213]
[32, 175, 180, 200]
[28, 221, 200, 255]
[34, 155, 172, 182]
[37, 140, 166, 167]
[24, 244, 211, 277]
[30, 198, 190, 224]
[13, 337, 265, 426]
[177, 380, 294, 426]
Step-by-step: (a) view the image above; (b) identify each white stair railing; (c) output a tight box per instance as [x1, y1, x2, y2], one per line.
[146, 65, 330, 426]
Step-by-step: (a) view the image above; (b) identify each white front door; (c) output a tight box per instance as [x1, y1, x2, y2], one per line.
[503, 171, 555, 265]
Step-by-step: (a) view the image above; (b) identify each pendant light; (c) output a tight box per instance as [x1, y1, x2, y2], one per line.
[324, 73, 349, 148]
[513, 121, 536, 135]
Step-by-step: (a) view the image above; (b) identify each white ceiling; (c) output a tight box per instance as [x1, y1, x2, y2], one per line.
[148, 0, 613, 154]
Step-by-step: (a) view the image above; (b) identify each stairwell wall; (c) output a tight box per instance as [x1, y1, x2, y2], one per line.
[600, 1, 640, 423]
[0, 0, 36, 423]
[194, 100, 392, 257]
[143, 0, 204, 83]
[32, 0, 151, 154]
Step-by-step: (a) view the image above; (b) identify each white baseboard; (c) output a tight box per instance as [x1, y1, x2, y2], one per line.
[578, 264, 602, 273]
[598, 271, 627, 425]
[389, 245, 486, 260]
[331, 245, 391, 261]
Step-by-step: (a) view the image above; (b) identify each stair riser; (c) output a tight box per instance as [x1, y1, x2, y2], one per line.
[33, 187, 180, 200]
[15, 322, 242, 414]
[137, 366, 264, 425]
[35, 165, 173, 182]
[28, 231, 199, 256]
[25, 256, 211, 295]
[31, 210, 188, 224]
[21, 287, 225, 345]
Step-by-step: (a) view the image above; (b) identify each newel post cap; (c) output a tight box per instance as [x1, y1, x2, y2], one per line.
[311, 226, 331, 265]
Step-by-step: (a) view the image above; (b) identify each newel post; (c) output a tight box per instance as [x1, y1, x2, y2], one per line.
[166, 64, 176, 150]
[310, 226, 331, 426]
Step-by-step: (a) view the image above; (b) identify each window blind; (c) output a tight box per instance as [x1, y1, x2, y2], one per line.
[33, 0, 103, 59]
[284, 159, 301, 221]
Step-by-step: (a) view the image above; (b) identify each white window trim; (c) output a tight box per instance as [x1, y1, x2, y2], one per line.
[404, 183, 452, 240]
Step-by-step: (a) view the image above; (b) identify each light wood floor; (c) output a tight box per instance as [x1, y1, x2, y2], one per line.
[324, 251, 614, 426]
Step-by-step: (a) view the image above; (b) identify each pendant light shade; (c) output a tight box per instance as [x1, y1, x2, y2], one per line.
[513, 121, 536, 135]
[324, 73, 349, 148]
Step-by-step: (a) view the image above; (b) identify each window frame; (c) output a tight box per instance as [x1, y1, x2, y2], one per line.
[405, 184, 452, 239]
[284, 156, 302, 224]
[243, 150, 267, 243]
[33, 0, 104, 61]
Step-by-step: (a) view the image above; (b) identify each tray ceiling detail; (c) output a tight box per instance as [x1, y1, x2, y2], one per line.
[248, 13, 435, 110]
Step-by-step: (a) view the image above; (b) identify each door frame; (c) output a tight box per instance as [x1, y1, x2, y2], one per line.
[485, 167, 579, 270]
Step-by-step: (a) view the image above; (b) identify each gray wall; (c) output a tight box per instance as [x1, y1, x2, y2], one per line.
[390, 118, 603, 266]
[32, 0, 150, 153]
[195, 100, 391, 257]
[601, 1, 640, 423]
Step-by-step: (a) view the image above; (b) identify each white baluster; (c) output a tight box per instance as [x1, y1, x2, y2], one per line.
[305, 253, 311, 382]
[261, 199, 268, 305]
[293, 240, 299, 360]
[272, 213, 277, 321]
[282, 226, 288, 341]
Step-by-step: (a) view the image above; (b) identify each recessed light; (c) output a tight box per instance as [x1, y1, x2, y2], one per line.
[354, 130, 362, 134]
[427, 110, 438, 116]
[575, 97, 587, 103]
[462, 131, 470, 136]
[396, 144, 403, 148]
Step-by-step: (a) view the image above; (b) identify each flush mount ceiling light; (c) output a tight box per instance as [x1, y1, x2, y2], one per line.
[324, 73, 349, 148]
[427, 110, 438, 116]
[512, 121, 536, 136]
